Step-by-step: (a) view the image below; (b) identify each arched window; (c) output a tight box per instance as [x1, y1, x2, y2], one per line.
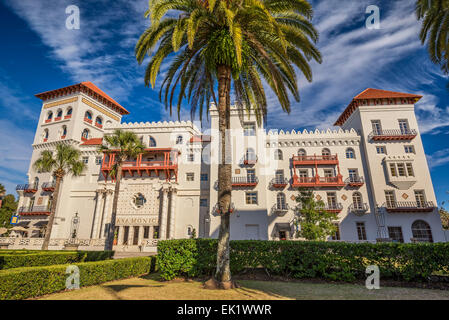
[411, 220, 433, 243]
[245, 148, 256, 161]
[322, 148, 331, 157]
[352, 192, 363, 209]
[298, 149, 306, 157]
[346, 148, 355, 159]
[84, 111, 92, 121]
[61, 126, 67, 138]
[82, 129, 89, 140]
[66, 107, 73, 116]
[274, 149, 283, 160]
[43, 129, 49, 142]
[46, 111, 53, 121]
[95, 117, 103, 128]
[176, 135, 183, 144]
[149, 136, 157, 147]
[56, 109, 63, 119]
[276, 193, 287, 210]
[33, 177, 39, 189]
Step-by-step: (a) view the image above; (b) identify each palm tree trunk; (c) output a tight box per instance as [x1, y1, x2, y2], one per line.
[215, 64, 232, 284]
[105, 161, 123, 251]
[42, 175, 62, 250]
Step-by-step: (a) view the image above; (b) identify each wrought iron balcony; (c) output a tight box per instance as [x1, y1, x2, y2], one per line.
[212, 202, 236, 215]
[231, 176, 258, 187]
[349, 203, 369, 215]
[18, 206, 51, 216]
[271, 203, 289, 216]
[345, 176, 365, 187]
[16, 183, 39, 193]
[41, 182, 56, 192]
[324, 203, 343, 213]
[383, 201, 436, 213]
[368, 129, 417, 141]
[270, 177, 289, 189]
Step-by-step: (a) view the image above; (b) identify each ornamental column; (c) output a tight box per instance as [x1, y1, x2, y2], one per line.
[118, 226, 125, 245]
[169, 187, 177, 239]
[138, 226, 144, 246]
[160, 186, 170, 240]
[91, 189, 104, 239]
[100, 189, 113, 239]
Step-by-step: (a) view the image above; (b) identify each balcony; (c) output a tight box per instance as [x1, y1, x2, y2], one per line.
[84, 117, 93, 124]
[212, 202, 236, 215]
[231, 176, 258, 187]
[368, 129, 417, 141]
[291, 175, 345, 188]
[345, 176, 365, 187]
[54, 117, 62, 121]
[16, 184, 39, 193]
[349, 203, 369, 215]
[271, 203, 289, 216]
[241, 156, 257, 165]
[292, 154, 339, 166]
[64, 115, 72, 120]
[270, 177, 289, 189]
[95, 122, 103, 129]
[101, 148, 179, 182]
[18, 206, 51, 216]
[383, 201, 436, 213]
[324, 203, 343, 213]
[42, 182, 56, 192]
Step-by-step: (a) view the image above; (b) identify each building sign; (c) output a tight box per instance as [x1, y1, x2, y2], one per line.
[116, 217, 158, 226]
[10, 215, 19, 225]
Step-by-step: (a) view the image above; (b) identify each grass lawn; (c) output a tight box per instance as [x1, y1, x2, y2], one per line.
[37, 274, 449, 300]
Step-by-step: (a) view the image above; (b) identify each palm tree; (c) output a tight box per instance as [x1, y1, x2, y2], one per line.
[34, 144, 85, 250]
[0, 183, 5, 209]
[99, 129, 145, 251]
[135, 0, 321, 287]
[416, 0, 449, 84]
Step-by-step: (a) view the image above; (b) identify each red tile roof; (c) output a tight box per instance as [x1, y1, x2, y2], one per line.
[334, 88, 422, 126]
[80, 138, 103, 146]
[35, 82, 129, 115]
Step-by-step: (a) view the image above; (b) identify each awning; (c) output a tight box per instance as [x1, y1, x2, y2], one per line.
[274, 223, 291, 232]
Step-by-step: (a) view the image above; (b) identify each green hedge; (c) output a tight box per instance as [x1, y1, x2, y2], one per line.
[0, 256, 155, 300]
[0, 250, 114, 270]
[157, 239, 449, 282]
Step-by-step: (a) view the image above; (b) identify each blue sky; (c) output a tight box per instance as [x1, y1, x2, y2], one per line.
[0, 0, 449, 206]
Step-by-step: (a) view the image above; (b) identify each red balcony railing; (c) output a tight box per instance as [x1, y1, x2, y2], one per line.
[368, 129, 417, 141]
[54, 117, 62, 121]
[291, 175, 345, 188]
[101, 149, 179, 182]
[64, 115, 72, 120]
[384, 201, 436, 213]
[42, 182, 56, 192]
[292, 154, 339, 166]
[84, 117, 92, 124]
[95, 122, 103, 129]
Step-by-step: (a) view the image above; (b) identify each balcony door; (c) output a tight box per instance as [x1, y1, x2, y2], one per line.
[275, 170, 284, 183]
[385, 190, 396, 208]
[327, 192, 337, 209]
[371, 120, 382, 135]
[414, 190, 426, 208]
[348, 169, 358, 182]
[398, 119, 409, 134]
[247, 169, 256, 183]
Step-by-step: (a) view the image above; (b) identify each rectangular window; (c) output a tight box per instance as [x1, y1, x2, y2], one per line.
[371, 120, 382, 135]
[187, 153, 194, 162]
[398, 119, 409, 134]
[356, 222, 367, 241]
[388, 227, 404, 243]
[95, 156, 102, 165]
[275, 170, 284, 181]
[186, 173, 194, 181]
[200, 198, 208, 207]
[414, 190, 426, 207]
[143, 226, 150, 239]
[327, 192, 337, 207]
[348, 169, 358, 182]
[385, 190, 396, 208]
[153, 226, 159, 239]
[122, 226, 129, 245]
[299, 170, 308, 177]
[200, 173, 208, 181]
[404, 145, 415, 154]
[247, 169, 256, 183]
[82, 156, 89, 164]
[245, 192, 258, 205]
[406, 163, 414, 177]
[323, 169, 334, 177]
[243, 123, 256, 136]
[331, 223, 340, 241]
[376, 146, 386, 154]
[389, 163, 397, 177]
[397, 163, 406, 176]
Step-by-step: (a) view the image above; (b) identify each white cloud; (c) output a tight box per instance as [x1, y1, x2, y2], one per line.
[427, 148, 449, 169]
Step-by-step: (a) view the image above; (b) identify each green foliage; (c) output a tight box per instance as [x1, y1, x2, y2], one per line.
[33, 144, 85, 177]
[157, 239, 449, 282]
[0, 256, 155, 300]
[99, 129, 145, 164]
[0, 250, 114, 270]
[294, 188, 337, 241]
[439, 207, 449, 230]
[0, 194, 17, 230]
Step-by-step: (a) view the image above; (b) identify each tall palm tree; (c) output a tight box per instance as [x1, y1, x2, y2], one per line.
[99, 129, 145, 251]
[34, 144, 85, 250]
[135, 0, 321, 286]
[416, 0, 449, 83]
[0, 183, 5, 209]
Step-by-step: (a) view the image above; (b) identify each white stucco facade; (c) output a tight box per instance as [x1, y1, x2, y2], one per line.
[7, 83, 446, 251]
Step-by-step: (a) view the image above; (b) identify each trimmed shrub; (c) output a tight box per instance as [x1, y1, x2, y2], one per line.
[0, 256, 155, 300]
[157, 239, 449, 282]
[0, 250, 114, 270]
